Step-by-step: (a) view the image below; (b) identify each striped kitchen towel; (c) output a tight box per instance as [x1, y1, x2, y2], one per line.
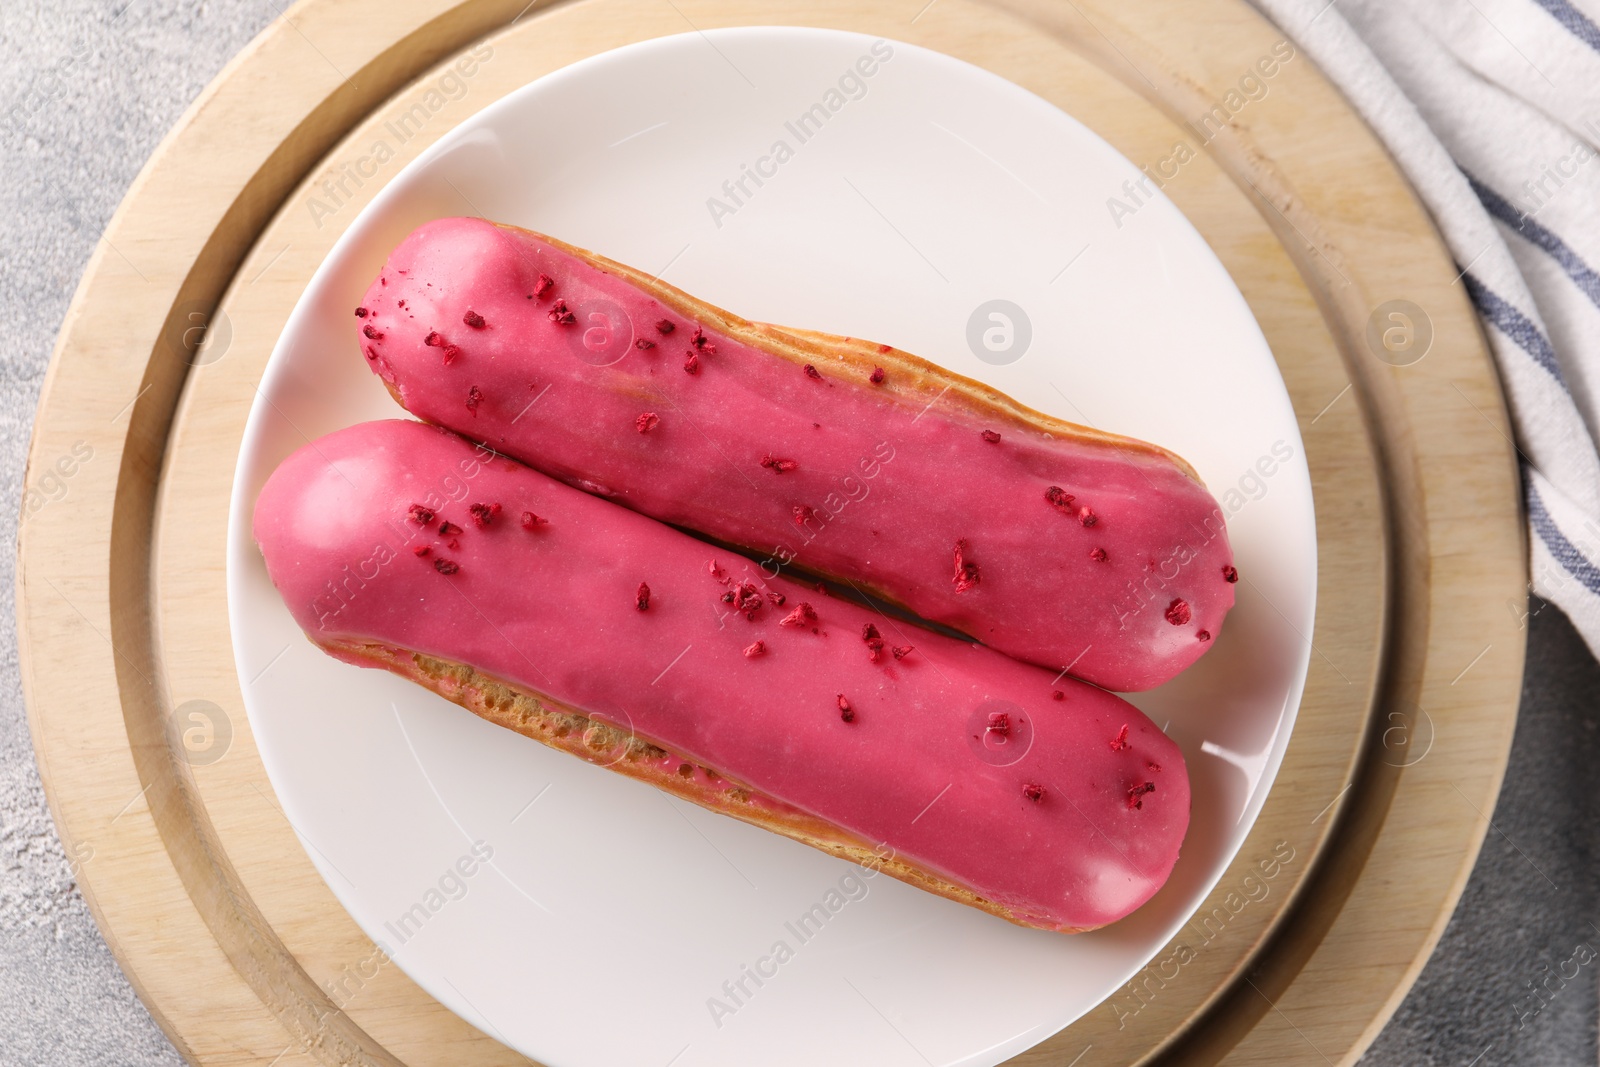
[1256, 0, 1600, 661]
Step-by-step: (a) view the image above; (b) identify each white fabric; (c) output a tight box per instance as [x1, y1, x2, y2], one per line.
[1253, 0, 1600, 660]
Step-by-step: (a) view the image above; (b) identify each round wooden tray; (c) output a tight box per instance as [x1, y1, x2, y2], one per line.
[17, 0, 1527, 1064]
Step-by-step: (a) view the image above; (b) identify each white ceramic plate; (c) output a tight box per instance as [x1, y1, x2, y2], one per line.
[229, 27, 1315, 1067]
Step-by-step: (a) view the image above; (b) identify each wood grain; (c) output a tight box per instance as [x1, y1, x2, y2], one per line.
[16, 0, 1525, 1064]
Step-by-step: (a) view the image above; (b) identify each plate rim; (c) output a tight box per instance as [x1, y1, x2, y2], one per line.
[227, 24, 1319, 1067]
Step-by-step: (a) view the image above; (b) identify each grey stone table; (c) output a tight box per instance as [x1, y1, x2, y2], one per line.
[0, 2, 1593, 1065]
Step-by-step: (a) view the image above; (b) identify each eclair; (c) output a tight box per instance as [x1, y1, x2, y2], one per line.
[353, 218, 1237, 692]
[253, 419, 1190, 932]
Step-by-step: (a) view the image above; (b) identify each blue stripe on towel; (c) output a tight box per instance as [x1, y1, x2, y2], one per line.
[1461, 271, 1568, 384]
[1531, 0, 1600, 54]
[1465, 170, 1600, 311]
[1529, 477, 1600, 596]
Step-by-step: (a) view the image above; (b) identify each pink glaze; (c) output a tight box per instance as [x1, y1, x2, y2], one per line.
[355, 219, 1236, 691]
[253, 420, 1190, 930]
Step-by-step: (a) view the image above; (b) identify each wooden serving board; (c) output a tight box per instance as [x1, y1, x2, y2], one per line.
[17, 0, 1527, 1064]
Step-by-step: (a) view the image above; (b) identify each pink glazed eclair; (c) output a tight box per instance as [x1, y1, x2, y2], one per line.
[254, 419, 1190, 931]
[354, 218, 1237, 692]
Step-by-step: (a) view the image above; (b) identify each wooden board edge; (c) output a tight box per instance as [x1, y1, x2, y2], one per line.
[16, 0, 1527, 1064]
